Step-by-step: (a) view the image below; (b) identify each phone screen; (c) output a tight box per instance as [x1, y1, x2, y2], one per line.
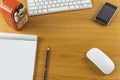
[96, 2, 117, 25]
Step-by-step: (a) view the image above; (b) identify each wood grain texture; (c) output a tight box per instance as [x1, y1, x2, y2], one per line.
[0, 0, 120, 80]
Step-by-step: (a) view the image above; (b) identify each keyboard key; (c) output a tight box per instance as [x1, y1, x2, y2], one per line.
[38, 10, 42, 13]
[75, 5, 79, 9]
[48, 6, 69, 12]
[29, 11, 34, 15]
[29, 6, 38, 10]
[39, 6, 42, 9]
[42, 9, 48, 13]
[34, 10, 38, 14]
[70, 6, 75, 9]
[47, 5, 51, 8]
[28, 3, 35, 6]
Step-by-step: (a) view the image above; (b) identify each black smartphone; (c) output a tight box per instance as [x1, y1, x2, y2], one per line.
[95, 2, 118, 25]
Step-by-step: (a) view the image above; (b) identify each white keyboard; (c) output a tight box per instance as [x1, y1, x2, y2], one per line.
[27, 0, 93, 16]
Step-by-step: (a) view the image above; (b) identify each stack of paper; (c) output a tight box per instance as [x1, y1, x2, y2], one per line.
[0, 32, 37, 80]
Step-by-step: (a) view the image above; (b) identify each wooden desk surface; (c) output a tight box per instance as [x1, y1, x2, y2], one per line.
[0, 0, 120, 80]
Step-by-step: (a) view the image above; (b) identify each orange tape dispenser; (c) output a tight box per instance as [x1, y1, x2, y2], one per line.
[0, 0, 28, 31]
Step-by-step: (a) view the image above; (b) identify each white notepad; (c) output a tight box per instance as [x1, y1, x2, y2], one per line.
[0, 32, 37, 80]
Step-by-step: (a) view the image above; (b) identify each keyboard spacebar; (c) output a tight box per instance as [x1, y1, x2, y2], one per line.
[48, 6, 70, 12]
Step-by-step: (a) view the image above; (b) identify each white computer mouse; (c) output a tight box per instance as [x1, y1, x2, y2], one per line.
[86, 48, 115, 75]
